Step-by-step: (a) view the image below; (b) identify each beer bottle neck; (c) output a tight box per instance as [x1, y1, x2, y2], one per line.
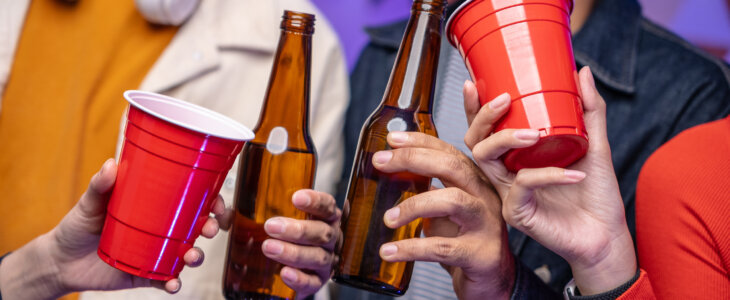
[380, 0, 445, 113]
[254, 12, 314, 150]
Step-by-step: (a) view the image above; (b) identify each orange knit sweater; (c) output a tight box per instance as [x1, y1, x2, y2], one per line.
[635, 116, 730, 299]
[0, 0, 176, 256]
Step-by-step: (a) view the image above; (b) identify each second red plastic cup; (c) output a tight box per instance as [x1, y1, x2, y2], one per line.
[97, 91, 254, 281]
[446, 0, 588, 171]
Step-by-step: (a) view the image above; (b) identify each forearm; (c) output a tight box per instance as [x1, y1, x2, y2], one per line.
[0, 233, 65, 300]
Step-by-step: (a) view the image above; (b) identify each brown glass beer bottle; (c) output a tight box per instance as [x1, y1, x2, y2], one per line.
[222, 11, 317, 300]
[333, 0, 445, 296]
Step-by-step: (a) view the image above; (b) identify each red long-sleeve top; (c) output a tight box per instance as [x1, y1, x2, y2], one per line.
[632, 117, 730, 299]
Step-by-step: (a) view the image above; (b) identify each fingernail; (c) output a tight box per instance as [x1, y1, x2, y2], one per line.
[488, 93, 510, 110]
[381, 244, 398, 257]
[265, 219, 286, 234]
[514, 129, 540, 141]
[384, 207, 400, 224]
[262, 240, 284, 256]
[564, 170, 586, 181]
[585, 67, 596, 90]
[390, 132, 408, 144]
[190, 251, 201, 264]
[292, 191, 311, 207]
[170, 280, 181, 293]
[373, 151, 393, 165]
[281, 268, 298, 283]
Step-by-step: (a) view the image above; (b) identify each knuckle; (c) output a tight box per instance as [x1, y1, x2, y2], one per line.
[313, 250, 332, 269]
[447, 188, 468, 207]
[292, 222, 306, 240]
[513, 169, 531, 186]
[286, 245, 301, 262]
[318, 226, 335, 245]
[548, 167, 564, 179]
[399, 148, 417, 164]
[448, 189, 482, 218]
[434, 239, 465, 262]
[444, 155, 464, 173]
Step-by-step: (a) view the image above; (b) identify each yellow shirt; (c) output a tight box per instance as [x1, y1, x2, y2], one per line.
[0, 0, 176, 256]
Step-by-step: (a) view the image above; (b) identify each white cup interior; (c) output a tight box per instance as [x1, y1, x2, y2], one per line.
[124, 90, 254, 141]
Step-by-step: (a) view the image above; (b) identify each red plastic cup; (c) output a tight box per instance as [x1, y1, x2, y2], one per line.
[446, 0, 588, 171]
[97, 90, 254, 281]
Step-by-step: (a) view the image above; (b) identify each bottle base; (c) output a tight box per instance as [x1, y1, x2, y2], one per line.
[332, 274, 406, 297]
[224, 291, 291, 300]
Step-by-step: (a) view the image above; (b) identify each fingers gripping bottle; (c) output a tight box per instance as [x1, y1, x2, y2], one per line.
[222, 11, 317, 300]
[333, 0, 445, 296]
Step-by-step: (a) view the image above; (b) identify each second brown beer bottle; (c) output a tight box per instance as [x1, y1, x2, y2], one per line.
[333, 0, 445, 296]
[222, 11, 317, 300]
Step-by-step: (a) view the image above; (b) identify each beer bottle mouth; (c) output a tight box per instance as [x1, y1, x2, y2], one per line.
[281, 10, 316, 35]
[413, 0, 447, 15]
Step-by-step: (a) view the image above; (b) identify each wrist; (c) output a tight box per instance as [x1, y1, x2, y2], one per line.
[0, 233, 66, 300]
[569, 231, 636, 295]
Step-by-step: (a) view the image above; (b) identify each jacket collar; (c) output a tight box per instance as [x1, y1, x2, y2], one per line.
[364, 19, 408, 50]
[141, 0, 279, 92]
[364, 0, 642, 94]
[573, 0, 641, 94]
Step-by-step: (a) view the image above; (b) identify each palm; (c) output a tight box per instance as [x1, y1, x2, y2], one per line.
[502, 147, 624, 263]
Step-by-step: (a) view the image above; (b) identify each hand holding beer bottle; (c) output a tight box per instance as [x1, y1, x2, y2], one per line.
[333, 0, 446, 296]
[222, 11, 341, 300]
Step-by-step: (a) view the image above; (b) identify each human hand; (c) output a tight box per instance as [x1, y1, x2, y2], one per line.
[371, 132, 515, 300]
[0, 159, 225, 299]
[260, 190, 343, 299]
[465, 67, 636, 295]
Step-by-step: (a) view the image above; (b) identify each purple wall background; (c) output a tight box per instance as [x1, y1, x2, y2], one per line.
[311, 0, 730, 71]
[311, 0, 411, 71]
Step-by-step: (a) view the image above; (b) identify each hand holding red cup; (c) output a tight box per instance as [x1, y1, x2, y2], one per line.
[97, 91, 254, 281]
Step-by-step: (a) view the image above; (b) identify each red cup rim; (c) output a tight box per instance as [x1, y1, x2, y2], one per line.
[445, 0, 573, 46]
[124, 90, 255, 142]
[445, 0, 475, 46]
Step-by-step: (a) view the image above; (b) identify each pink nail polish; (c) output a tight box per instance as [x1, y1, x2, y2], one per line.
[564, 170, 586, 181]
[381, 244, 398, 257]
[488, 93, 510, 110]
[373, 151, 393, 164]
[263, 240, 284, 256]
[514, 129, 540, 140]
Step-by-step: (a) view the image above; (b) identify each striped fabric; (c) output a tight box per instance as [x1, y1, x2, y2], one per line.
[400, 40, 473, 300]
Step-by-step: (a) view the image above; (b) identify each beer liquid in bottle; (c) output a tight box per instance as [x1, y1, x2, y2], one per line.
[223, 11, 317, 300]
[333, 0, 445, 296]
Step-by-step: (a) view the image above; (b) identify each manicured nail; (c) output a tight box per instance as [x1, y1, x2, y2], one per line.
[384, 207, 400, 224]
[170, 280, 181, 293]
[585, 67, 596, 90]
[389, 132, 408, 144]
[514, 129, 540, 141]
[190, 251, 201, 264]
[373, 151, 393, 164]
[489, 93, 510, 110]
[265, 218, 286, 234]
[281, 268, 298, 283]
[381, 244, 398, 257]
[564, 170, 587, 181]
[292, 191, 311, 207]
[262, 240, 284, 256]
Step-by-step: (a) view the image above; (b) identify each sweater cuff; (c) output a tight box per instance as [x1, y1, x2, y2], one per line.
[564, 269, 640, 300]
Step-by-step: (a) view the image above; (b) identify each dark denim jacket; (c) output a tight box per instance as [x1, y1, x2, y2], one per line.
[337, 0, 730, 298]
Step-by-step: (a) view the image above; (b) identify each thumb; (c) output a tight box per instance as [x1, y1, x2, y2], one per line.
[578, 67, 610, 155]
[77, 159, 117, 219]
